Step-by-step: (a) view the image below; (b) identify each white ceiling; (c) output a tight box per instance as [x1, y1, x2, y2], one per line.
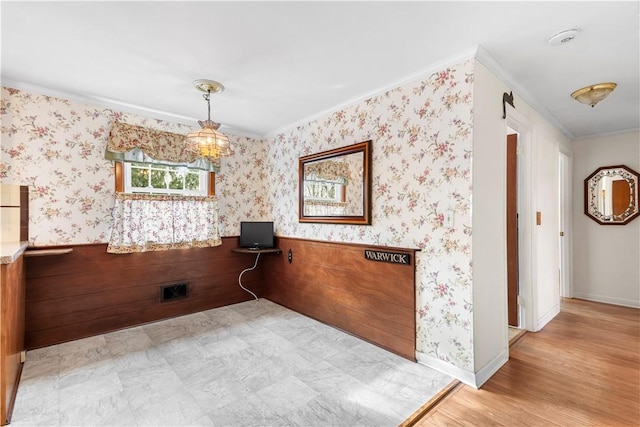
[1, 1, 638, 140]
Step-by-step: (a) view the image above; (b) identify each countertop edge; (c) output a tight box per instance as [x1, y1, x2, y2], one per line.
[0, 241, 29, 265]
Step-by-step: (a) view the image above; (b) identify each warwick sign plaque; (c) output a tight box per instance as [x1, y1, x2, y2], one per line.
[364, 249, 411, 265]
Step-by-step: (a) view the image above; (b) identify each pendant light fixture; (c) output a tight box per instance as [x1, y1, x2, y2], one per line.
[185, 79, 233, 160]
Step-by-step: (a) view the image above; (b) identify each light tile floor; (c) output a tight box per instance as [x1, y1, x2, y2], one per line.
[12, 299, 454, 426]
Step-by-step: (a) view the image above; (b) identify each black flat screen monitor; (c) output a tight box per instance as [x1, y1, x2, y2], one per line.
[239, 221, 274, 249]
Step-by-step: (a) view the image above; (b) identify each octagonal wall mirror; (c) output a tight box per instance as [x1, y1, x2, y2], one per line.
[584, 165, 639, 225]
[299, 140, 371, 225]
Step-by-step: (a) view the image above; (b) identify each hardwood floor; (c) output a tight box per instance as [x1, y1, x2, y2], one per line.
[411, 298, 640, 426]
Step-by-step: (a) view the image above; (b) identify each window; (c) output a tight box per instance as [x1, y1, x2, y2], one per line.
[125, 162, 207, 195]
[106, 125, 221, 254]
[109, 162, 220, 254]
[303, 179, 346, 203]
[115, 162, 215, 196]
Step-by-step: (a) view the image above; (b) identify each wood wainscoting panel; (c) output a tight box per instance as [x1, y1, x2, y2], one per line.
[262, 237, 417, 360]
[25, 237, 263, 349]
[0, 254, 26, 425]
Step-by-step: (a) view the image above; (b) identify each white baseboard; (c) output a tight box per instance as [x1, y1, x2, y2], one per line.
[415, 352, 476, 387]
[532, 303, 560, 332]
[415, 349, 508, 389]
[473, 348, 509, 388]
[572, 292, 640, 309]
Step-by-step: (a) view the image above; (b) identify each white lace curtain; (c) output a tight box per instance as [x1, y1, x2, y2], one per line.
[107, 193, 222, 253]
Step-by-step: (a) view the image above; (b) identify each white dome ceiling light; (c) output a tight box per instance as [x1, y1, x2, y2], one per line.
[571, 82, 618, 108]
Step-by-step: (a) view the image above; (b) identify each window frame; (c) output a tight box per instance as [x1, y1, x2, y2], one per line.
[115, 162, 215, 196]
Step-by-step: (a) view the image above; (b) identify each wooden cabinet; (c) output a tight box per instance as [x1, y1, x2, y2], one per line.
[0, 253, 26, 425]
[1, 183, 28, 425]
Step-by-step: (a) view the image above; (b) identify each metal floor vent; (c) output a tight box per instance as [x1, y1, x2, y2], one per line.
[161, 283, 188, 302]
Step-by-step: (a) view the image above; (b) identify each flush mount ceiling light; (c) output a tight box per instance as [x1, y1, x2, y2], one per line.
[571, 82, 617, 107]
[185, 79, 233, 160]
[548, 29, 579, 46]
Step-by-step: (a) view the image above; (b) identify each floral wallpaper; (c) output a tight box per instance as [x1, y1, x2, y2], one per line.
[1, 57, 476, 372]
[216, 134, 271, 235]
[0, 87, 269, 245]
[268, 59, 475, 370]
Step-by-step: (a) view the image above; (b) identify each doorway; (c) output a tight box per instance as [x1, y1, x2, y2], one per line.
[506, 106, 535, 333]
[507, 133, 519, 327]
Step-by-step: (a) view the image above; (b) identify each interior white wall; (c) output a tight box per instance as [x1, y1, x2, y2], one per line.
[534, 127, 562, 328]
[572, 132, 640, 307]
[470, 61, 509, 384]
[472, 60, 569, 385]
[504, 81, 565, 332]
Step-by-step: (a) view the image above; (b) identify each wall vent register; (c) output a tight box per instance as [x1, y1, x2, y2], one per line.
[161, 283, 188, 302]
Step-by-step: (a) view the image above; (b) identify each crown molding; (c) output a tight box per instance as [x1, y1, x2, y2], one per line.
[264, 48, 478, 139]
[0, 78, 266, 140]
[474, 45, 576, 141]
[1, 78, 196, 125]
[572, 126, 640, 142]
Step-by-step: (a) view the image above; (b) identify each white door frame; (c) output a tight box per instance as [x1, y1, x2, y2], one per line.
[558, 149, 573, 298]
[506, 105, 536, 332]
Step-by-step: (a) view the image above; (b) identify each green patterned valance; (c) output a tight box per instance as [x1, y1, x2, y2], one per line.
[304, 160, 351, 182]
[105, 122, 220, 172]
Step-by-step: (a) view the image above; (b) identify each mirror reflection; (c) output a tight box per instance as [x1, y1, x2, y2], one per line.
[585, 165, 639, 225]
[303, 153, 363, 217]
[299, 140, 371, 225]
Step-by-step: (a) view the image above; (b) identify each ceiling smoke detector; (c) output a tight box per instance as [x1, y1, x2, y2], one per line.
[548, 29, 579, 46]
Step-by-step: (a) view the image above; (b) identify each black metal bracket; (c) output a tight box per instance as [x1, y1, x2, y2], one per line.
[502, 91, 515, 119]
[288, 249, 293, 264]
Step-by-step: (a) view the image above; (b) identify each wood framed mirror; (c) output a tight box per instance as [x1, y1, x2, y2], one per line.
[299, 140, 371, 225]
[584, 164, 639, 225]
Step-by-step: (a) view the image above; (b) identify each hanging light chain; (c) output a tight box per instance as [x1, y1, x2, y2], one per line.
[203, 90, 212, 121]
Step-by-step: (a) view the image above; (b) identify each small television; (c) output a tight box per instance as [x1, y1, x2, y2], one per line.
[239, 221, 275, 250]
